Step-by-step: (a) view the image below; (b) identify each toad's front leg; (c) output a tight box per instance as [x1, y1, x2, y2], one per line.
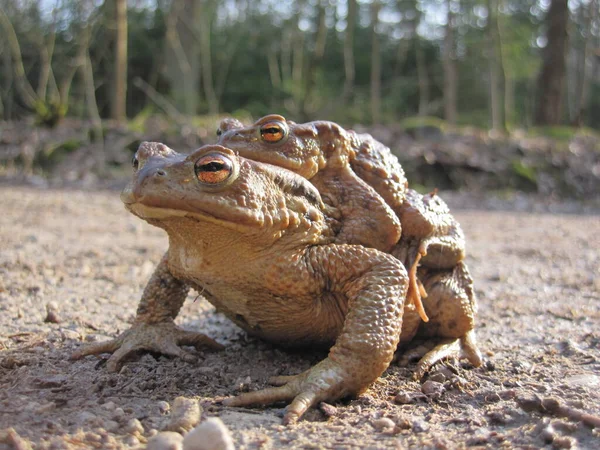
[71, 253, 223, 372]
[223, 245, 408, 424]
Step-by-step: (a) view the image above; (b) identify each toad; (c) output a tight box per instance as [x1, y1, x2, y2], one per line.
[73, 142, 413, 424]
[216, 115, 481, 368]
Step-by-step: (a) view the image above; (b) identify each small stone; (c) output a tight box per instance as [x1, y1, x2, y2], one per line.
[60, 329, 81, 341]
[395, 416, 412, 430]
[146, 431, 184, 450]
[539, 422, 558, 444]
[319, 402, 338, 417]
[427, 372, 447, 383]
[395, 391, 427, 404]
[158, 400, 170, 414]
[553, 436, 576, 449]
[163, 397, 202, 433]
[76, 411, 97, 424]
[412, 419, 429, 433]
[104, 420, 120, 433]
[113, 407, 125, 418]
[421, 380, 445, 398]
[123, 435, 140, 447]
[124, 418, 144, 435]
[102, 401, 117, 411]
[372, 417, 395, 431]
[233, 376, 252, 392]
[44, 302, 62, 323]
[35, 402, 56, 414]
[182, 418, 234, 450]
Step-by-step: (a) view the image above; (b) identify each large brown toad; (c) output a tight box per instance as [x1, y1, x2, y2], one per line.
[216, 115, 482, 373]
[73, 142, 415, 424]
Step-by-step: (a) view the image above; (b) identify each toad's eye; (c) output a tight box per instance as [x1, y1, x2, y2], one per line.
[132, 154, 139, 170]
[194, 153, 233, 184]
[216, 128, 222, 136]
[260, 121, 287, 143]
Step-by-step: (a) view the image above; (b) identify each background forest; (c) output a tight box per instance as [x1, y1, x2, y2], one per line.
[1, 0, 599, 200]
[1, 0, 599, 130]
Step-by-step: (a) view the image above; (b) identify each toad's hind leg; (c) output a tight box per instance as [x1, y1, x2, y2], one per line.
[400, 261, 483, 379]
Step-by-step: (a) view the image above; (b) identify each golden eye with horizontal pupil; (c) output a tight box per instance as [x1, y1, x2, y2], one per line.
[194, 154, 233, 184]
[260, 121, 287, 143]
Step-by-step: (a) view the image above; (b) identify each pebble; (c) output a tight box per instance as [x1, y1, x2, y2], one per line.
[182, 418, 235, 450]
[60, 328, 81, 341]
[319, 402, 338, 417]
[412, 419, 429, 433]
[163, 397, 202, 433]
[104, 419, 120, 433]
[371, 417, 395, 431]
[421, 380, 445, 398]
[395, 392, 426, 404]
[146, 431, 184, 450]
[553, 436, 576, 449]
[123, 435, 140, 447]
[44, 302, 62, 323]
[76, 411, 97, 424]
[428, 367, 455, 383]
[102, 401, 117, 411]
[124, 418, 144, 435]
[158, 400, 171, 414]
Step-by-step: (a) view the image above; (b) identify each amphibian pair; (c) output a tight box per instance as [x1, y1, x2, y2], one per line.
[73, 116, 482, 424]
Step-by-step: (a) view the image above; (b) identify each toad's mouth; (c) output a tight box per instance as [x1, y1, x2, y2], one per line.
[121, 185, 213, 221]
[120, 186, 265, 231]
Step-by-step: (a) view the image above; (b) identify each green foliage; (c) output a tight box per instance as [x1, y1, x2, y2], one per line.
[35, 139, 83, 169]
[128, 107, 155, 133]
[527, 126, 600, 143]
[511, 160, 537, 187]
[34, 101, 68, 128]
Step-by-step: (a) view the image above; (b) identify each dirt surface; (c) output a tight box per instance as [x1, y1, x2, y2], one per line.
[1, 187, 599, 449]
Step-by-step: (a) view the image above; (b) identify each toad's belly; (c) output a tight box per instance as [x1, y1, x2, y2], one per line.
[167, 245, 346, 347]
[194, 280, 346, 348]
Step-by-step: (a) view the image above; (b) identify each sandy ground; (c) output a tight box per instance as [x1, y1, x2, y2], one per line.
[0, 186, 599, 449]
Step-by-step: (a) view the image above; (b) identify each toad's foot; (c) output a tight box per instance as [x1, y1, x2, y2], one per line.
[71, 321, 224, 372]
[222, 360, 354, 425]
[399, 330, 483, 380]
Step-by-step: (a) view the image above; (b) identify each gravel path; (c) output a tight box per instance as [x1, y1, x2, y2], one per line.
[1, 187, 599, 449]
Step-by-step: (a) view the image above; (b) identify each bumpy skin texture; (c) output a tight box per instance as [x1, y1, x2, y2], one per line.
[73, 142, 411, 424]
[216, 115, 475, 327]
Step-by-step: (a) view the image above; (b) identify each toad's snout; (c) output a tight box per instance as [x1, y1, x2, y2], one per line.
[122, 142, 186, 205]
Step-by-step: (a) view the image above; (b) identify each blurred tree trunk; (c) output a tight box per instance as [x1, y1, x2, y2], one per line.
[165, 0, 200, 115]
[197, 1, 219, 115]
[534, 0, 568, 126]
[0, 9, 39, 109]
[1, 39, 14, 119]
[443, 0, 458, 126]
[573, 0, 598, 126]
[370, 0, 382, 124]
[487, 0, 506, 133]
[341, 0, 357, 105]
[283, 3, 306, 115]
[416, 38, 430, 117]
[300, 0, 327, 119]
[111, 0, 127, 123]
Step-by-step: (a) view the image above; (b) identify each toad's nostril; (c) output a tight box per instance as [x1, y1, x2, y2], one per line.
[156, 169, 167, 177]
